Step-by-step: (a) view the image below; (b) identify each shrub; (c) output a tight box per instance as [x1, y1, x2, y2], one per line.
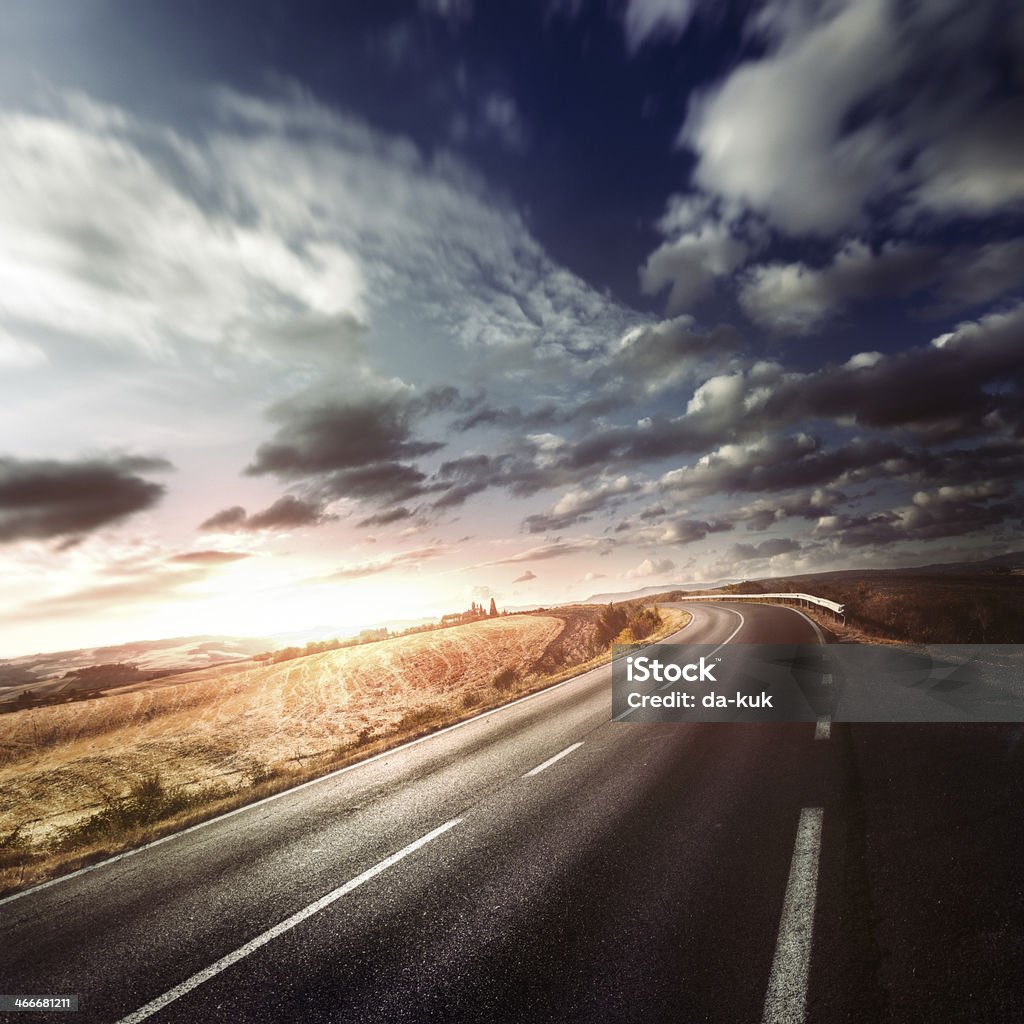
[491, 668, 518, 693]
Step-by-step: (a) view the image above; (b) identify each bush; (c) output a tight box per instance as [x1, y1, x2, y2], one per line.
[491, 668, 518, 693]
[52, 773, 229, 852]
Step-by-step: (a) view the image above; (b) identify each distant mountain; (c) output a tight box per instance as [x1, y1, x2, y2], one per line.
[581, 581, 737, 604]
[906, 551, 1024, 574]
[0, 634, 276, 690]
[0, 616, 441, 689]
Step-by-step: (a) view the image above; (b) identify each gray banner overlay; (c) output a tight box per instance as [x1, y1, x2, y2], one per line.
[611, 644, 1024, 723]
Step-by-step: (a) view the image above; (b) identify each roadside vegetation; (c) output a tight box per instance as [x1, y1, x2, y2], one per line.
[0, 601, 687, 897]
[666, 565, 1024, 645]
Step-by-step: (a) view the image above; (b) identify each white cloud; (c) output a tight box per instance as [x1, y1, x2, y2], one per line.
[682, 0, 902, 235]
[0, 85, 630, 393]
[625, 556, 676, 578]
[671, 0, 1017, 239]
[0, 98, 365, 361]
[911, 99, 1024, 218]
[639, 193, 759, 311]
[478, 92, 528, 153]
[0, 327, 47, 369]
[739, 239, 1024, 333]
[419, 0, 474, 24]
[622, 0, 700, 52]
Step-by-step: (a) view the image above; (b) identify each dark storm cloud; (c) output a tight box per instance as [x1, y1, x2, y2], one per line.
[247, 391, 445, 479]
[248, 496, 335, 530]
[0, 455, 171, 544]
[658, 516, 734, 545]
[763, 305, 1024, 437]
[659, 435, 906, 500]
[200, 496, 334, 532]
[729, 537, 803, 562]
[320, 462, 439, 504]
[814, 493, 1024, 549]
[497, 302, 1024, 499]
[432, 450, 576, 507]
[451, 395, 620, 433]
[732, 489, 845, 532]
[244, 387, 483, 517]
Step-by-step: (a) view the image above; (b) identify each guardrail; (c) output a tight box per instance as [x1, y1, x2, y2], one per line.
[677, 592, 846, 621]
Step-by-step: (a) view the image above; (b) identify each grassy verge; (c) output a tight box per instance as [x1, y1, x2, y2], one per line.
[0, 605, 691, 898]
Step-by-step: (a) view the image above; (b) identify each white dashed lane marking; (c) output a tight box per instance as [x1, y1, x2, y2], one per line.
[523, 742, 583, 777]
[762, 807, 824, 1024]
[113, 818, 463, 1024]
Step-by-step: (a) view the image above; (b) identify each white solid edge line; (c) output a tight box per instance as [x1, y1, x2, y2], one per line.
[113, 818, 462, 1024]
[1, 616, 693, 909]
[786, 607, 826, 646]
[762, 807, 824, 1024]
[523, 742, 583, 777]
[614, 606, 746, 720]
[814, 718, 831, 741]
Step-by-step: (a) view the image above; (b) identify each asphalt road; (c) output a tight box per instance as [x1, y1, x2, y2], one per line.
[2, 602, 1022, 1023]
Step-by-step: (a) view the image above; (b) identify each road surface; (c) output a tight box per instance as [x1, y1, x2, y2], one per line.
[2, 602, 1022, 1023]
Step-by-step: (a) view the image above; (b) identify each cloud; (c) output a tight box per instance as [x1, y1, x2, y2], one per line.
[477, 92, 528, 153]
[1, 84, 633, 398]
[732, 489, 843, 532]
[199, 496, 332, 532]
[0, 95, 365, 361]
[729, 537, 802, 562]
[168, 550, 252, 565]
[759, 303, 1024, 437]
[328, 544, 447, 580]
[678, 0, 1015, 235]
[739, 240, 1024, 333]
[603, 314, 745, 392]
[622, 0, 701, 52]
[199, 506, 247, 532]
[244, 386, 466, 516]
[639, 195, 758, 311]
[357, 506, 415, 528]
[658, 434, 901, 500]
[911, 98, 1024, 218]
[248, 388, 445, 480]
[682, 0, 904, 235]
[522, 476, 638, 533]
[0, 455, 171, 544]
[534, 300, 1024, 487]
[625, 556, 676, 579]
[474, 537, 609, 567]
[513, 569, 537, 582]
[0, 327, 47, 369]
[13, 570, 208, 620]
[813, 493, 1023, 549]
[656, 516, 733, 545]
[419, 0, 473, 24]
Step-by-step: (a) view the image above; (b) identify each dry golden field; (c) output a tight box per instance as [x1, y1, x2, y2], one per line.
[0, 614, 561, 845]
[0, 602, 688, 895]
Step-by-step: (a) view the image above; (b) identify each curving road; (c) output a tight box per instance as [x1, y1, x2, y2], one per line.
[2, 602, 1022, 1023]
